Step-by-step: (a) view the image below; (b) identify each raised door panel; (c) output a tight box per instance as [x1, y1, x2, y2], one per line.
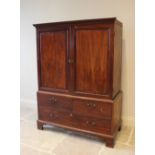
[74, 26, 112, 96]
[38, 29, 69, 91]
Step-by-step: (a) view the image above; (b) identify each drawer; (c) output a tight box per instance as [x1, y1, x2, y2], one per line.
[37, 92, 72, 111]
[73, 99, 112, 119]
[39, 106, 110, 133]
[39, 106, 74, 126]
[39, 107, 111, 133]
[74, 114, 111, 133]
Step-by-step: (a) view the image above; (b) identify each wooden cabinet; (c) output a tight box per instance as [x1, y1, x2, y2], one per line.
[34, 18, 123, 147]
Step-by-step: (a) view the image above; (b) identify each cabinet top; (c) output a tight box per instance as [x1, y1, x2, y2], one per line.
[33, 17, 122, 27]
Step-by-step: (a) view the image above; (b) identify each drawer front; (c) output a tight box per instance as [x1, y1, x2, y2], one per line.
[39, 106, 74, 126]
[37, 93, 72, 111]
[38, 106, 110, 133]
[74, 114, 111, 133]
[73, 99, 112, 119]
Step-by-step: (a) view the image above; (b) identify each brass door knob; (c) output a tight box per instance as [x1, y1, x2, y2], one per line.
[68, 59, 74, 64]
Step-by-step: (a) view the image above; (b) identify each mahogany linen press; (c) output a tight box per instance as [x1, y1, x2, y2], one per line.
[34, 17, 123, 147]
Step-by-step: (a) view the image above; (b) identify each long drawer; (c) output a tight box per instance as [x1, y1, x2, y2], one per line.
[38, 106, 111, 133]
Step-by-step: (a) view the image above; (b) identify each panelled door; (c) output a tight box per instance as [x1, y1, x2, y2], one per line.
[72, 23, 113, 97]
[38, 25, 70, 92]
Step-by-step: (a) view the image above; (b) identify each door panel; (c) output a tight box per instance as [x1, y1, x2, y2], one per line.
[39, 30, 68, 90]
[74, 27, 111, 95]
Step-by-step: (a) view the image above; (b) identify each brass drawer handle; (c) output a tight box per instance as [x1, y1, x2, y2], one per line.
[86, 121, 96, 126]
[92, 103, 96, 108]
[50, 113, 58, 118]
[91, 121, 96, 126]
[86, 103, 96, 108]
[69, 113, 73, 117]
[87, 103, 90, 107]
[50, 113, 53, 117]
[48, 97, 57, 104]
[86, 121, 89, 124]
[48, 97, 54, 102]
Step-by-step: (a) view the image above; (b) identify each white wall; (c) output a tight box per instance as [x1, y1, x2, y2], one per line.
[20, 0, 135, 125]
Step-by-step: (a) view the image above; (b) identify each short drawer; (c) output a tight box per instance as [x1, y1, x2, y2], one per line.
[38, 106, 74, 126]
[37, 92, 72, 111]
[73, 99, 112, 119]
[74, 114, 111, 133]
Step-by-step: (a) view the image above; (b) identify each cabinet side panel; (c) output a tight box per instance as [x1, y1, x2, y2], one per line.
[111, 93, 122, 133]
[113, 24, 122, 97]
